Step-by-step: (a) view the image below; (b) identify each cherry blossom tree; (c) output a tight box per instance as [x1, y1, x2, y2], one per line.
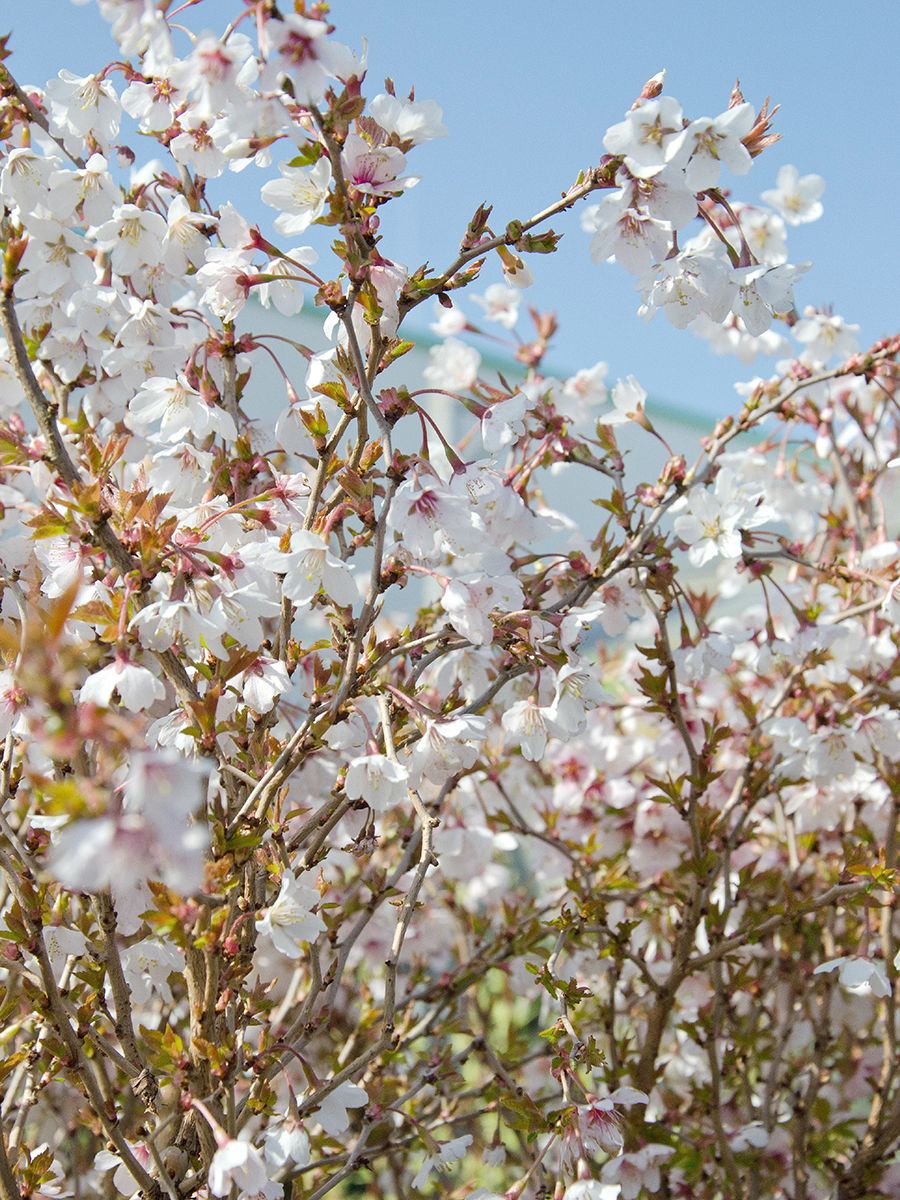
[0, 4, 897, 1200]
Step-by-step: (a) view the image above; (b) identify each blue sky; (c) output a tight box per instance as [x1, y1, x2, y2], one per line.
[10, 2, 899, 421]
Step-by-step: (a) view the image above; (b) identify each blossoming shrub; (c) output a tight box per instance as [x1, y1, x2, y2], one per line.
[0, 4, 897, 1200]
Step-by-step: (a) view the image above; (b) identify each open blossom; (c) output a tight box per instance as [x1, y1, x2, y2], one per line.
[762, 163, 825, 224]
[263, 1118, 310, 1171]
[279, 530, 357, 607]
[472, 283, 520, 329]
[601, 1144, 674, 1198]
[370, 93, 447, 143]
[603, 96, 686, 179]
[79, 655, 165, 713]
[262, 158, 332, 235]
[440, 573, 524, 645]
[255, 871, 325, 958]
[423, 338, 481, 391]
[673, 467, 771, 566]
[501, 697, 557, 761]
[668, 104, 754, 189]
[208, 1137, 272, 1199]
[814, 956, 891, 999]
[409, 715, 487, 783]
[549, 662, 606, 736]
[92, 204, 167, 275]
[118, 939, 184, 1006]
[345, 753, 410, 812]
[574, 1088, 649, 1159]
[48, 752, 210, 896]
[732, 261, 808, 335]
[308, 1081, 368, 1136]
[481, 391, 530, 451]
[639, 249, 734, 328]
[258, 247, 318, 316]
[234, 656, 291, 713]
[793, 309, 859, 362]
[341, 131, 416, 196]
[411, 1136, 473, 1191]
[582, 189, 673, 274]
[162, 194, 211, 274]
[46, 70, 120, 149]
[259, 12, 359, 102]
[128, 375, 238, 444]
[599, 374, 646, 425]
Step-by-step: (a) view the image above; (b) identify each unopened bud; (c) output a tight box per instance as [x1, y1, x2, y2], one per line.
[631, 68, 666, 109]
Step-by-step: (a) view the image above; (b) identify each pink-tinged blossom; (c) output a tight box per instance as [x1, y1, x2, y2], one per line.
[261, 158, 333, 236]
[440, 573, 524, 646]
[601, 1143, 674, 1198]
[259, 13, 359, 103]
[79, 656, 165, 713]
[169, 112, 228, 179]
[341, 130, 416, 196]
[761, 164, 825, 225]
[576, 1087, 650, 1158]
[94, 1143, 153, 1198]
[120, 75, 184, 132]
[814, 956, 891, 999]
[255, 870, 325, 958]
[563, 360, 609, 415]
[386, 479, 475, 561]
[167, 32, 258, 118]
[196, 246, 256, 321]
[369, 93, 448, 144]
[0, 670, 27, 739]
[48, 753, 210, 897]
[626, 166, 699, 228]
[345, 753, 410, 812]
